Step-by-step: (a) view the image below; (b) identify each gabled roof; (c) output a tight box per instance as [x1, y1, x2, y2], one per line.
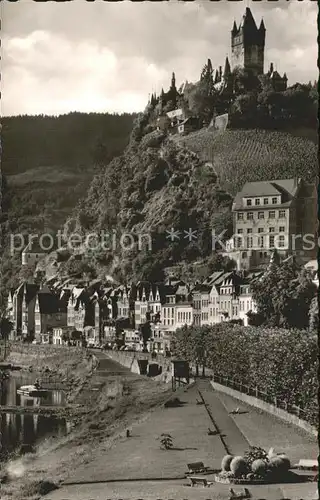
[203, 271, 225, 285]
[191, 284, 211, 294]
[37, 290, 65, 314]
[166, 108, 184, 119]
[24, 284, 39, 304]
[233, 178, 301, 210]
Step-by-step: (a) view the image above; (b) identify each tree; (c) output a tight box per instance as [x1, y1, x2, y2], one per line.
[159, 433, 173, 450]
[251, 261, 316, 329]
[200, 58, 214, 97]
[62, 331, 70, 344]
[139, 321, 152, 352]
[187, 80, 216, 125]
[92, 139, 111, 168]
[309, 296, 318, 332]
[0, 317, 13, 340]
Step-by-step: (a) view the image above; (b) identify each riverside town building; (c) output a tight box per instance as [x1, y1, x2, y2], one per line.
[5, 176, 317, 351]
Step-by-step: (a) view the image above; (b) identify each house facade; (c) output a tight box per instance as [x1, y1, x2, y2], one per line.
[34, 286, 67, 341]
[224, 178, 317, 270]
[21, 239, 49, 266]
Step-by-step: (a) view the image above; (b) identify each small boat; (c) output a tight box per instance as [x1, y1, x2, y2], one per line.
[17, 385, 49, 397]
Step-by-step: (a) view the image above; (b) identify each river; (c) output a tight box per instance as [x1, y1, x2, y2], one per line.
[0, 373, 68, 461]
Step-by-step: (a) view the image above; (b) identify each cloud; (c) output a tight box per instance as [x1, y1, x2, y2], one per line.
[1, 0, 317, 116]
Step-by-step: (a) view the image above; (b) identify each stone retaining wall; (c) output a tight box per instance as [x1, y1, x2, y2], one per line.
[106, 351, 172, 383]
[211, 380, 317, 437]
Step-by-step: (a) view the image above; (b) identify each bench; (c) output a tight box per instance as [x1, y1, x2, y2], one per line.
[294, 459, 318, 471]
[189, 476, 213, 487]
[229, 487, 251, 499]
[187, 462, 210, 474]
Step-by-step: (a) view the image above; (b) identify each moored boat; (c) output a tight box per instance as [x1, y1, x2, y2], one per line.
[17, 385, 49, 397]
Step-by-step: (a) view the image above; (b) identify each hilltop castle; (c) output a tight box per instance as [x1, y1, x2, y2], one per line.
[150, 7, 288, 128]
[216, 7, 287, 92]
[231, 7, 266, 77]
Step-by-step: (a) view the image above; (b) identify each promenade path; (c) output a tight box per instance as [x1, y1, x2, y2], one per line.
[46, 356, 318, 500]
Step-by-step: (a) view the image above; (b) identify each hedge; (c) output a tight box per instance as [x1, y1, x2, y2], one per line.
[172, 325, 318, 425]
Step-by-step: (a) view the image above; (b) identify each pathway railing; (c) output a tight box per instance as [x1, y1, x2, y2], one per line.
[211, 372, 315, 424]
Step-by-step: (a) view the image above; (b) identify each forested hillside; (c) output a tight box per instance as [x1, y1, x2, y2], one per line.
[0, 112, 135, 304]
[1, 112, 135, 234]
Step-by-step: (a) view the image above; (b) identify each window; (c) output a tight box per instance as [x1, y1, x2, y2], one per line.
[237, 212, 244, 220]
[247, 212, 253, 220]
[258, 236, 264, 248]
[269, 227, 275, 233]
[269, 235, 275, 248]
[269, 211, 275, 219]
[258, 228, 264, 233]
[236, 236, 242, 248]
[247, 237, 253, 248]
[246, 199, 252, 206]
[255, 198, 260, 206]
[258, 212, 264, 219]
[247, 228, 252, 234]
[279, 210, 285, 218]
[237, 229, 243, 234]
[242, 252, 247, 258]
[278, 235, 285, 248]
[272, 197, 278, 204]
[279, 226, 285, 232]
[263, 198, 269, 205]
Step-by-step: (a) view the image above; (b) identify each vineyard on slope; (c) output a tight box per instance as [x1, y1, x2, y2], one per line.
[176, 129, 318, 195]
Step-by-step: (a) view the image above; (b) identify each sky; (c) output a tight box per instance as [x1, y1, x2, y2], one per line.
[1, 0, 318, 117]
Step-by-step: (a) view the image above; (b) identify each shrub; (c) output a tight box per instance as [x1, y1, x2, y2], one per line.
[221, 454, 234, 471]
[251, 459, 268, 477]
[159, 433, 173, 450]
[230, 456, 247, 478]
[244, 446, 268, 467]
[23, 480, 58, 496]
[269, 455, 291, 475]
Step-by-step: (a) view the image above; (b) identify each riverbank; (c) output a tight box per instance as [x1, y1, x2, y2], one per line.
[0, 351, 173, 500]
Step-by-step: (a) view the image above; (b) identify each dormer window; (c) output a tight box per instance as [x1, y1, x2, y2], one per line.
[255, 198, 260, 206]
[272, 197, 278, 204]
[246, 199, 252, 206]
[263, 198, 268, 205]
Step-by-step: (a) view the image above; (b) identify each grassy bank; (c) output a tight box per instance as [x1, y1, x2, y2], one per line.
[0, 352, 172, 500]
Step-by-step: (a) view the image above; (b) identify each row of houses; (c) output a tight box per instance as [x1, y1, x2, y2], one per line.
[6, 251, 318, 352]
[6, 269, 262, 350]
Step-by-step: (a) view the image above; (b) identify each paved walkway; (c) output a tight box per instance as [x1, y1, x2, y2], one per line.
[216, 391, 317, 464]
[197, 379, 249, 456]
[45, 359, 318, 500]
[64, 384, 226, 483]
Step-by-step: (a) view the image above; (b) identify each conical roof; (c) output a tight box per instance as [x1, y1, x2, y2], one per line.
[223, 56, 231, 78]
[239, 7, 258, 31]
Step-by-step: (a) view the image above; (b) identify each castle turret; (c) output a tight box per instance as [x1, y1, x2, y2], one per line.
[259, 19, 266, 33]
[231, 7, 265, 76]
[231, 21, 238, 35]
[223, 56, 231, 79]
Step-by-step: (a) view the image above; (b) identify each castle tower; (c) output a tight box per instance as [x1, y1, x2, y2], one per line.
[231, 7, 265, 76]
